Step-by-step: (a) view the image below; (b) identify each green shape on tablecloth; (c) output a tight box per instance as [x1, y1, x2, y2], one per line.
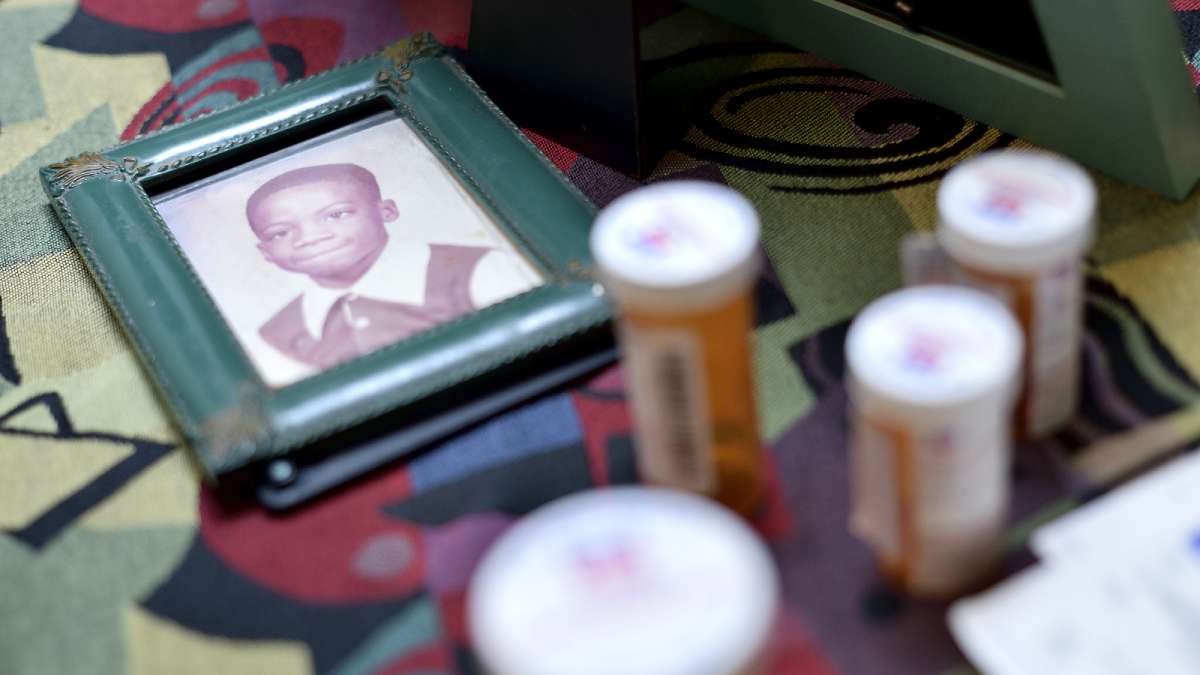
[749, 182, 910, 337]
[651, 43, 918, 336]
[326, 595, 441, 675]
[0, 526, 194, 675]
[0, 202, 71, 272]
[0, 106, 116, 270]
[755, 315, 815, 442]
[0, 6, 74, 125]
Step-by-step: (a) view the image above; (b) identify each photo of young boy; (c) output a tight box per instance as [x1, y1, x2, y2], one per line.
[248, 162, 510, 370]
[155, 116, 543, 387]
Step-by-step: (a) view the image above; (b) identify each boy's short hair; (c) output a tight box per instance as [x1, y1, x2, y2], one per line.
[246, 163, 382, 229]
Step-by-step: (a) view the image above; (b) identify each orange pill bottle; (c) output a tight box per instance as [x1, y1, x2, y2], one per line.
[936, 150, 1096, 439]
[846, 286, 1024, 597]
[591, 181, 765, 516]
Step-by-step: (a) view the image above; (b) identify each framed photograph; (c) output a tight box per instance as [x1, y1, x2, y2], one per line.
[40, 34, 608, 477]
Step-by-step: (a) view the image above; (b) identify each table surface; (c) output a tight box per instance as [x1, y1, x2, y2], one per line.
[4, 2, 1200, 674]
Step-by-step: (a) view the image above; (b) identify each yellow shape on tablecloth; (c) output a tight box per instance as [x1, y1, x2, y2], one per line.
[0, 0, 76, 8]
[0, 435, 131, 529]
[17, 350, 178, 445]
[81, 448, 199, 530]
[1102, 240, 1200, 380]
[0, 43, 166, 177]
[126, 606, 313, 675]
[34, 42, 167, 133]
[0, 250, 126, 379]
[2, 398, 61, 434]
[0, 248, 176, 442]
[887, 174, 938, 233]
[79, 446, 198, 530]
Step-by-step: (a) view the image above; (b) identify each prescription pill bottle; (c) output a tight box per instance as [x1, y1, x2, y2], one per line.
[846, 285, 1023, 598]
[936, 150, 1095, 439]
[468, 487, 779, 675]
[591, 181, 764, 516]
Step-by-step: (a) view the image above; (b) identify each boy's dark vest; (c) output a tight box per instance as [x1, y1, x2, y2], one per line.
[259, 244, 489, 370]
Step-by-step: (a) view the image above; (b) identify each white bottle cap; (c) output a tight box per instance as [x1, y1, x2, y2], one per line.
[591, 181, 761, 313]
[468, 487, 779, 675]
[846, 285, 1023, 417]
[936, 150, 1096, 274]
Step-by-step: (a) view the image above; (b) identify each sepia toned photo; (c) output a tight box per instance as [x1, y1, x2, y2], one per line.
[155, 115, 545, 387]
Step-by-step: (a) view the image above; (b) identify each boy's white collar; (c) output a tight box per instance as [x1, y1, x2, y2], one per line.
[298, 238, 430, 338]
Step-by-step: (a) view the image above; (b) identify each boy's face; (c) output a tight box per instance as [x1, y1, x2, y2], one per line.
[249, 179, 397, 283]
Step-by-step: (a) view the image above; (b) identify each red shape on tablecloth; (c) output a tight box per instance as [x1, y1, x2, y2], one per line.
[198, 466, 426, 603]
[258, 17, 346, 77]
[524, 129, 583, 175]
[764, 610, 846, 675]
[570, 366, 630, 487]
[81, 0, 250, 33]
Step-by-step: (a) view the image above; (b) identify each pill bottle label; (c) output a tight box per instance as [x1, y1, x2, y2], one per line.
[622, 325, 716, 493]
[850, 412, 1008, 595]
[849, 415, 904, 568]
[1027, 259, 1082, 436]
[957, 260, 1081, 437]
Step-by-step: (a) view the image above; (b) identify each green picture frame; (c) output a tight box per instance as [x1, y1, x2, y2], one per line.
[686, 0, 1200, 199]
[39, 34, 609, 478]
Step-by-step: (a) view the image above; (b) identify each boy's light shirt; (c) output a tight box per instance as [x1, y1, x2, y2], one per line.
[297, 237, 522, 339]
[252, 234, 540, 386]
[298, 236, 429, 338]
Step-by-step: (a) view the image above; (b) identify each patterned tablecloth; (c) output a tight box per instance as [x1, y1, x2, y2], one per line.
[5, 2, 1200, 674]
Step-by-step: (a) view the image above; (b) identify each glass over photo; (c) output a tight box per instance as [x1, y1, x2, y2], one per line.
[154, 115, 545, 387]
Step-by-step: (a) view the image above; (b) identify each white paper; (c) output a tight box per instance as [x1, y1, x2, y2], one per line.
[1031, 451, 1200, 563]
[949, 451, 1200, 675]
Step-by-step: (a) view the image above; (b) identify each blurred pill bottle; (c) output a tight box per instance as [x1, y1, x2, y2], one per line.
[468, 487, 779, 675]
[936, 150, 1095, 439]
[591, 181, 764, 516]
[846, 285, 1023, 598]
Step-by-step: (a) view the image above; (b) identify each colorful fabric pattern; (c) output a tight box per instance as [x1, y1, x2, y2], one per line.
[3, 2, 1200, 674]
[1175, 0, 1200, 89]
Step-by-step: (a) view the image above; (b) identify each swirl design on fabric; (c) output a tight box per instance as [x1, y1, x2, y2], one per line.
[655, 44, 1013, 194]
